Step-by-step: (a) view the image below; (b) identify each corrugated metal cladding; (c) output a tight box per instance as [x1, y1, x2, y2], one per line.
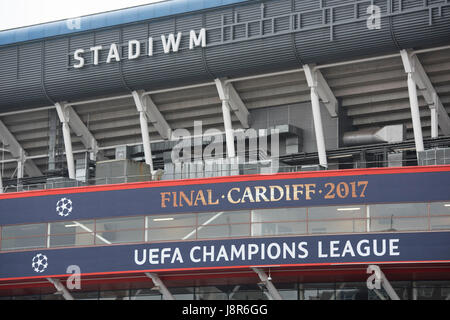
[0, 0, 449, 112]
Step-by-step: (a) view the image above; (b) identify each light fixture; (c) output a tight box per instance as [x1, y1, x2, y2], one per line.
[444, 204, 450, 207]
[337, 207, 361, 212]
[153, 218, 174, 222]
[64, 224, 78, 228]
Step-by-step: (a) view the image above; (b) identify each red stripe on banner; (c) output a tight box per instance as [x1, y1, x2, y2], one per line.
[1, 259, 450, 282]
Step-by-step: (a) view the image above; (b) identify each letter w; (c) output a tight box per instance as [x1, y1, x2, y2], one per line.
[161, 32, 182, 53]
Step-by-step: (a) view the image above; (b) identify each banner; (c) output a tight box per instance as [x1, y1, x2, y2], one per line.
[0, 168, 449, 225]
[1, 231, 449, 280]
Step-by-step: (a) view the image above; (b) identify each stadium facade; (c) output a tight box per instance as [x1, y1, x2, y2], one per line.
[0, 0, 450, 300]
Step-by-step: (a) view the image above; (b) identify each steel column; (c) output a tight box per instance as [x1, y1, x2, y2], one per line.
[47, 278, 75, 300]
[251, 267, 283, 300]
[221, 99, 236, 158]
[406, 73, 425, 153]
[56, 103, 76, 179]
[145, 273, 175, 300]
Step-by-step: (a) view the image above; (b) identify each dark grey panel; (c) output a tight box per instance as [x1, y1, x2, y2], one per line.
[0, 0, 449, 111]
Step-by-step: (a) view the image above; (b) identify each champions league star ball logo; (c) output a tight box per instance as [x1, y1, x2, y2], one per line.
[56, 198, 73, 217]
[32, 254, 48, 273]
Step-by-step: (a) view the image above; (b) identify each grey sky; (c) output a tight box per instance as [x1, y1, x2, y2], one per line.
[0, 0, 165, 31]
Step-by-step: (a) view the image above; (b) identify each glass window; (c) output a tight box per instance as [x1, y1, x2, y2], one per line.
[198, 210, 250, 225]
[99, 290, 130, 300]
[96, 217, 144, 232]
[309, 219, 366, 234]
[197, 224, 250, 239]
[369, 203, 427, 217]
[96, 217, 144, 244]
[1, 223, 47, 251]
[147, 227, 197, 242]
[251, 221, 306, 237]
[147, 214, 196, 228]
[130, 289, 162, 300]
[251, 208, 306, 223]
[308, 206, 365, 220]
[97, 229, 144, 244]
[430, 202, 450, 216]
[1, 237, 47, 251]
[71, 291, 99, 300]
[228, 284, 267, 300]
[370, 217, 428, 232]
[302, 283, 336, 300]
[171, 287, 195, 300]
[49, 233, 94, 248]
[195, 286, 228, 300]
[430, 216, 450, 230]
[2, 223, 47, 238]
[49, 220, 95, 248]
[50, 220, 95, 235]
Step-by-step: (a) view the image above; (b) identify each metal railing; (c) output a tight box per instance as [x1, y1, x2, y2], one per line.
[1, 156, 450, 194]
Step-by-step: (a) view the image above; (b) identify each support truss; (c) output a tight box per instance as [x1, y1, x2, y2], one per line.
[56, 102, 103, 179]
[215, 78, 251, 129]
[145, 272, 175, 300]
[0, 119, 42, 178]
[303, 65, 338, 118]
[47, 278, 75, 300]
[132, 90, 172, 140]
[56, 102, 102, 159]
[303, 64, 333, 168]
[251, 267, 283, 300]
[400, 49, 450, 137]
[367, 265, 400, 300]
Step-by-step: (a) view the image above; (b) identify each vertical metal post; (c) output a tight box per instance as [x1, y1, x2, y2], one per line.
[407, 73, 425, 153]
[55, 103, 76, 179]
[61, 121, 76, 179]
[251, 267, 283, 300]
[222, 99, 236, 158]
[310, 86, 328, 168]
[430, 107, 438, 138]
[132, 91, 155, 173]
[47, 278, 75, 300]
[139, 112, 154, 172]
[145, 273, 175, 300]
[401, 50, 424, 154]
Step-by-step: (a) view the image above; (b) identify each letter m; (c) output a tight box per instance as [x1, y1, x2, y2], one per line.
[189, 28, 206, 50]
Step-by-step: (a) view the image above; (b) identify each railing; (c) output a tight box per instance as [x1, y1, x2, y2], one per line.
[1, 152, 450, 194]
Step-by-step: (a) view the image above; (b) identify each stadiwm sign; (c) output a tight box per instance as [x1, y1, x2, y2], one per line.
[72, 28, 206, 69]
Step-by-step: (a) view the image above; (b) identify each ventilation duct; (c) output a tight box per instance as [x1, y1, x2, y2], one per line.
[343, 125, 404, 147]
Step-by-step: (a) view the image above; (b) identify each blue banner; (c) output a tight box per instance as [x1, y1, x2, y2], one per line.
[0, 169, 449, 225]
[1, 232, 449, 280]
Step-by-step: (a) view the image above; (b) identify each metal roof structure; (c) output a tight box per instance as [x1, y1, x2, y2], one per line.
[0, 0, 250, 46]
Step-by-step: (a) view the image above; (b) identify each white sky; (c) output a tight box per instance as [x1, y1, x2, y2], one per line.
[0, 0, 166, 31]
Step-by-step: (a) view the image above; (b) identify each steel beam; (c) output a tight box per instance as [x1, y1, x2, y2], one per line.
[251, 267, 283, 300]
[367, 265, 400, 300]
[0, 119, 42, 177]
[400, 51, 425, 153]
[304, 64, 329, 168]
[132, 91, 157, 172]
[215, 78, 251, 158]
[47, 278, 74, 300]
[145, 273, 175, 300]
[401, 50, 450, 137]
[136, 90, 172, 140]
[215, 78, 251, 129]
[55, 102, 76, 179]
[303, 64, 338, 117]
[56, 103, 102, 160]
